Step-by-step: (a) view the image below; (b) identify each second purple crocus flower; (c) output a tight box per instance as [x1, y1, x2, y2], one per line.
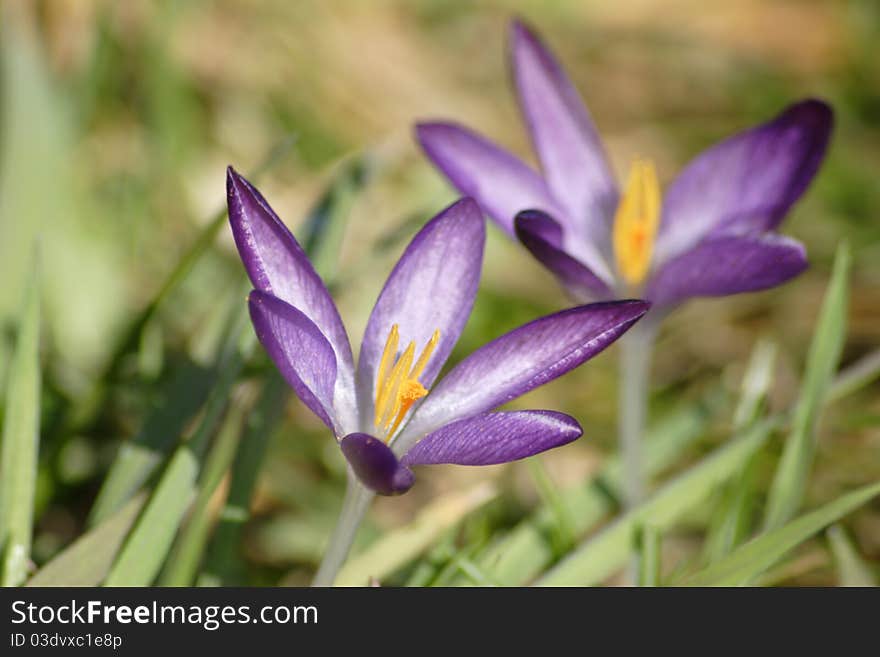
[416, 20, 833, 313]
[416, 19, 834, 513]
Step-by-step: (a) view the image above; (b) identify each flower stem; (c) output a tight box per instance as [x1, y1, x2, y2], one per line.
[312, 473, 374, 586]
[618, 320, 656, 510]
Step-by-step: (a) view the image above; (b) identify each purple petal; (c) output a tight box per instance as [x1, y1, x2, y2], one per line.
[396, 300, 649, 449]
[248, 290, 338, 432]
[655, 100, 833, 265]
[646, 234, 808, 309]
[515, 210, 612, 302]
[416, 122, 613, 281]
[401, 410, 582, 466]
[415, 122, 564, 237]
[227, 168, 356, 407]
[340, 433, 414, 496]
[510, 19, 618, 247]
[357, 198, 484, 416]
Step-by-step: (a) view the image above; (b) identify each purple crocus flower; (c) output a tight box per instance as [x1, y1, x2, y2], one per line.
[226, 167, 648, 496]
[416, 20, 833, 312]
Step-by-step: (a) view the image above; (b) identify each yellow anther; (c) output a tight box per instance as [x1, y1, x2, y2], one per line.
[375, 324, 399, 401]
[373, 326, 440, 442]
[409, 329, 440, 381]
[612, 158, 660, 287]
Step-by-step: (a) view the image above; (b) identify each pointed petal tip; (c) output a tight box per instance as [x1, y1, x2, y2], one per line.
[340, 433, 415, 496]
[788, 97, 834, 123]
[226, 164, 246, 194]
[414, 120, 460, 148]
[780, 98, 835, 143]
[514, 209, 563, 246]
[446, 195, 485, 226]
[508, 16, 538, 46]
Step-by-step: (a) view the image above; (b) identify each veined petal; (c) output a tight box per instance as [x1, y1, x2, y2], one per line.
[515, 210, 612, 302]
[655, 100, 833, 265]
[415, 122, 564, 237]
[510, 19, 618, 246]
[395, 300, 649, 452]
[340, 433, 414, 496]
[401, 410, 582, 466]
[646, 234, 808, 309]
[227, 167, 357, 428]
[357, 198, 485, 422]
[249, 291, 339, 432]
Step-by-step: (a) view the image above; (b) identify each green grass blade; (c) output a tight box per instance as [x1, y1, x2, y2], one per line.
[158, 401, 246, 586]
[88, 361, 214, 526]
[684, 481, 880, 586]
[103, 308, 253, 586]
[826, 524, 876, 586]
[703, 340, 777, 562]
[536, 419, 774, 586]
[827, 347, 880, 402]
[637, 525, 661, 587]
[527, 458, 575, 556]
[304, 156, 371, 282]
[63, 139, 295, 435]
[764, 242, 851, 530]
[464, 394, 720, 586]
[732, 339, 777, 432]
[335, 482, 497, 586]
[197, 374, 287, 586]
[26, 494, 146, 586]
[0, 262, 41, 586]
[702, 453, 762, 564]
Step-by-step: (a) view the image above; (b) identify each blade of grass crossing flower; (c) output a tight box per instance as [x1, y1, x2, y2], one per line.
[536, 418, 775, 586]
[463, 394, 720, 585]
[158, 400, 247, 586]
[637, 524, 661, 586]
[25, 494, 146, 586]
[0, 263, 41, 586]
[683, 481, 880, 586]
[764, 243, 851, 531]
[103, 302, 253, 586]
[826, 524, 876, 586]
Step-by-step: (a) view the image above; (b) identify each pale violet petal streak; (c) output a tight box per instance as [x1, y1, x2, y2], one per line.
[510, 20, 618, 249]
[227, 167, 358, 431]
[401, 410, 582, 466]
[646, 233, 808, 309]
[248, 291, 339, 433]
[395, 300, 649, 453]
[356, 198, 485, 426]
[654, 100, 833, 265]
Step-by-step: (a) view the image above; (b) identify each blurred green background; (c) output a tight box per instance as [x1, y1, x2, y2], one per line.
[1, 0, 878, 585]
